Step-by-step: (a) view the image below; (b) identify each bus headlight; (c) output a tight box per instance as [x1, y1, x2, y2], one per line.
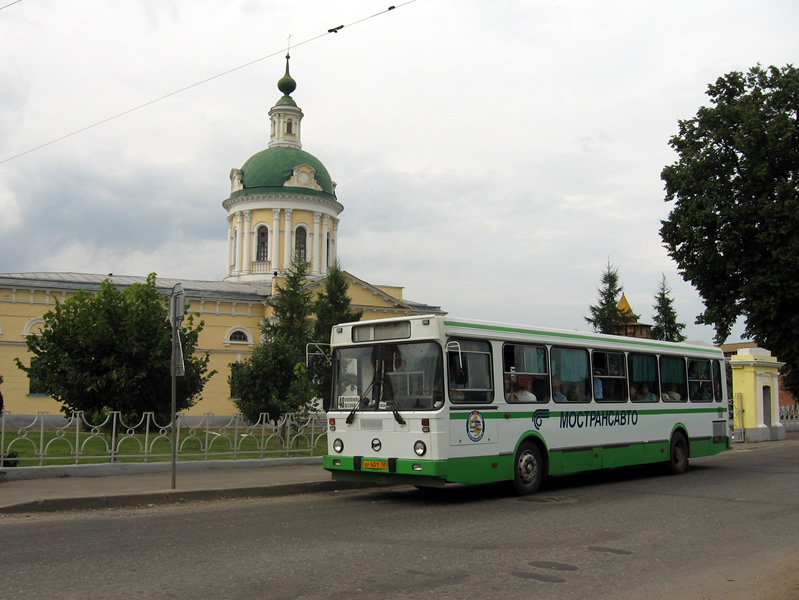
[333, 438, 344, 453]
[414, 441, 427, 456]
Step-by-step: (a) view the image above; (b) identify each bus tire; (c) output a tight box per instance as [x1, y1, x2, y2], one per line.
[513, 441, 543, 495]
[667, 431, 689, 475]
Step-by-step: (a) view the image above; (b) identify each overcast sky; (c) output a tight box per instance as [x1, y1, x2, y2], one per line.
[1, 0, 796, 344]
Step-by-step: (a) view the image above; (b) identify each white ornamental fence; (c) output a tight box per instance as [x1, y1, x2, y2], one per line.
[780, 403, 799, 423]
[0, 411, 328, 467]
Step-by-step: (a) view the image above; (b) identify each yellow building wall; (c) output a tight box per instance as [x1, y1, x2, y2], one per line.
[189, 300, 263, 416]
[1, 277, 434, 418]
[0, 288, 68, 416]
[729, 348, 785, 441]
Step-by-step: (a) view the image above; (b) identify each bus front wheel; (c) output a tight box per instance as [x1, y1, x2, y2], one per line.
[513, 441, 543, 495]
[667, 431, 689, 475]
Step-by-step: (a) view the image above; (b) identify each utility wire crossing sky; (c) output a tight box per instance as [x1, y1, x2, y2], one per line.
[1, 0, 796, 344]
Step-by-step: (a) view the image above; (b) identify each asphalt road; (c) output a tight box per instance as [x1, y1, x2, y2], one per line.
[2, 443, 798, 600]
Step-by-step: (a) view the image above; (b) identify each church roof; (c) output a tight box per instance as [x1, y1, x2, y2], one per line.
[0, 272, 443, 314]
[618, 293, 633, 314]
[231, 146, 336, 200]
[0, 272, 270, 302]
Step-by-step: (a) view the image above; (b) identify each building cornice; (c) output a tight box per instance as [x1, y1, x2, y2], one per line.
[222, 192, 343, 215]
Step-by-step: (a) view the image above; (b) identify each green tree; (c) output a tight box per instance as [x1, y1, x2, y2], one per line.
[312, 261, 363, 408]
[230, 258, 314, 423]
[660, 64, 799, 394]
[15, 274, 214, 422]
[650, 274, 686, 342]
[585, 261, 639, 335]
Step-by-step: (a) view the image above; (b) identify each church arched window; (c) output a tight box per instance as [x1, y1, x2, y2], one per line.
[256, 226, 269, 262]
[224, 327, 254, 347]
[286, 119, 293, 135]
[295, 227, 307, 261]
[327, 231, 332, 267]
[230, 330, 247, 342]
[22, 317, 46, 337]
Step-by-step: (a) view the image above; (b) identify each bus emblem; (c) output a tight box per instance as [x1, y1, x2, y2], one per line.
[532, 409, 550, 430]
[466, 411, 485, 442]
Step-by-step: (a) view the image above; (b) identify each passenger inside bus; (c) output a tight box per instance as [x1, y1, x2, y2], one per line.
[638, 383, 658, 402]
[552, 380, 567, 402]
[504, 376, 538, 403]
[662, 383, 682, 402]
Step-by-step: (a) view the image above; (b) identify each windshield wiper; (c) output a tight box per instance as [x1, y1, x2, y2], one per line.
[390, 401, 406, 425]
[346, 380, 375, 424]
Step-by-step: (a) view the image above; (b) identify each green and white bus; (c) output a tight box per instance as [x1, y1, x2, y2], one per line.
[323, 315, 730, 494]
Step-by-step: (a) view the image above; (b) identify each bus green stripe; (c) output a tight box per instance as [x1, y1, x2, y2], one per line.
[448, 406, 725, 419]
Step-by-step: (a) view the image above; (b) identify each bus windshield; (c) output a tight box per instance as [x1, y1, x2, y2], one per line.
[332, 342, 444, 412]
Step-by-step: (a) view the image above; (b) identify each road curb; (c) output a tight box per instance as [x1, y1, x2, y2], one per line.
[0, 456, 324, 481]
[0, 479, 376, 514]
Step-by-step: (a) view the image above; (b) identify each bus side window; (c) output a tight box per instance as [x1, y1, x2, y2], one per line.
[689, 359, 713, 402]
[592, 351, 627, 402]
[448, 352, 467, 387]
[551, 346, 589, 403]
[628, 353, 659, 402]
[659, 356, 687, 402]
[711, 360, 724, 402]
[504, 343, 549, 403]
[448, 339, 493, 403]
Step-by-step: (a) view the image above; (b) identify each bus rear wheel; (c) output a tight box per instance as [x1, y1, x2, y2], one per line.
[667, 431, 689, 475]
[513, 441, 543, 495]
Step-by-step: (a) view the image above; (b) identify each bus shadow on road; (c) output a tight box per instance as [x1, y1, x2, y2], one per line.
[351, 463, 716, 505]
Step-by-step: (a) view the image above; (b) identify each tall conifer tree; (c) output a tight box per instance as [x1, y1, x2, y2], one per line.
[312, 261, 362, 408]
[230, 258, 314, 423]
[651, 275, 686, 342]
[585, 261, 639, 336]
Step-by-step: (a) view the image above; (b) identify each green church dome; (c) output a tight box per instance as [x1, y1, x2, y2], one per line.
[232, 146, 336, 200]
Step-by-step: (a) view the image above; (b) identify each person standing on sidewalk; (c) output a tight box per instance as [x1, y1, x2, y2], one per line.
[0, 374, 4, 416]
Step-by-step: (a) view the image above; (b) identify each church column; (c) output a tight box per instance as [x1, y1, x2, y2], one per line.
[332, 219, 339, 265]
[272, 209, 281, 272]
[242, 210, 252, 273]
[312, 212, 321, 275]
[226, 215, 234, 277]
[283, 209, 293, 270]
[321, 215, 330, 274]
[234, 212, 244, 274]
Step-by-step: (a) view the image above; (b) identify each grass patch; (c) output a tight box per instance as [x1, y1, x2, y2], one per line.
[1, 428, 327, 466]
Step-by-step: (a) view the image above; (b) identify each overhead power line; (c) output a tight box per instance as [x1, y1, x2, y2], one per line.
[0, 2, 414, 166]
[0, 0, 25, 11]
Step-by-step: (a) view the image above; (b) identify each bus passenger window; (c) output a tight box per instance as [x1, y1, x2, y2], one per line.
[628, 353, 659, 402]
[447, 339, 493, 403]
[592, 351, 627, 402]
[711, 360, 724, 402]
[688, 359, 713, 402]
[659, 356, 687, 402]
[503, 344, 549, 403]
[550, 347, 589, 403]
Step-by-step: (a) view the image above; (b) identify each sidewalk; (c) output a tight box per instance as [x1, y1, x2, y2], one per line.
[0, 458, 370, 514]
[2, 432, 797, 515]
